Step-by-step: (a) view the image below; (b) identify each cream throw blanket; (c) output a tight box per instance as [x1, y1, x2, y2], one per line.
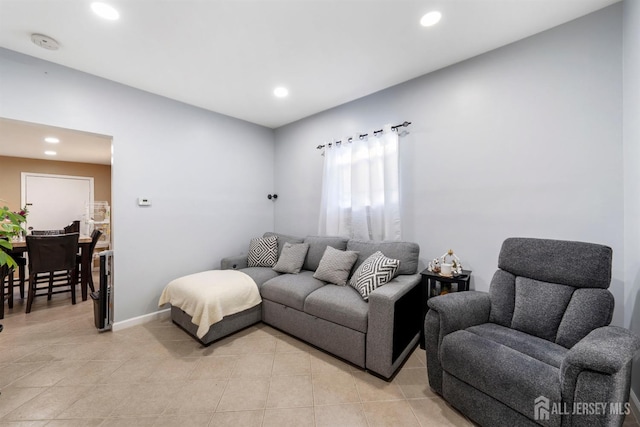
[159, 270, 261, 338]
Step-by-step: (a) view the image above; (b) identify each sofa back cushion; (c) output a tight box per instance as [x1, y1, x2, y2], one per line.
[346, 239, 420, 275]
[489, 237, 614, 348]
[263, 232, 304, 257]
[302, 235, 348, 271]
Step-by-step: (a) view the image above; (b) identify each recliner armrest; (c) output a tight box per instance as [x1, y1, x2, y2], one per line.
[425, 291, 491, 394]
[427, 291, 492, 336]
[560, 326, 640, 418]
[220, 254, 248, 270]
[562, 326, 640, 376]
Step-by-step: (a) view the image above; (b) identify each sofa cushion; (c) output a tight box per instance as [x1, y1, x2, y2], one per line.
[260, 270, 325, 311]
[347, 239, 419, 275]
[466, 323, 568, 368]
[248, 235, 278, 267]
[349, 251, 399, 301]
[263, 232, 304, 257]
[273, 242, 310, 274]
[441, 329, 561, 421]
[239, 267, 281, 289]
[313, 246, 359, 286]
[511, 277, 573, 342]
[302, 235, 349, 272]
[304, 284, 369, 333]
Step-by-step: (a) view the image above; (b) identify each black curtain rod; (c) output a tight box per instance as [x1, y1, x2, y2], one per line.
[316, 121, 411, 150]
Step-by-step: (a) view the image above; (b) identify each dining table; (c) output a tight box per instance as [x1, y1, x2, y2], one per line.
[7, 235, 94, 302]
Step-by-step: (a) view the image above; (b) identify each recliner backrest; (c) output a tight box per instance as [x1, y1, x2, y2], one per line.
[488, 237, 614, 348]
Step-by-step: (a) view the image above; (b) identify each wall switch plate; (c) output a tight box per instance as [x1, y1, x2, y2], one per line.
[137, 198, 151, 206]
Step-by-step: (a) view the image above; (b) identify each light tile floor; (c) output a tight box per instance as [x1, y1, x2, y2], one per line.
[0, 289, 638, 427]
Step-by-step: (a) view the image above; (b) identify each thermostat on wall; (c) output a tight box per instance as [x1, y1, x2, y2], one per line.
[137, 198, 152, 206]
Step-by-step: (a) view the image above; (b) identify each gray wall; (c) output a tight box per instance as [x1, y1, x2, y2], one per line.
[274, 5, 625, 325]
[623, 0, 640, 402]
[0, 48, 276, 321]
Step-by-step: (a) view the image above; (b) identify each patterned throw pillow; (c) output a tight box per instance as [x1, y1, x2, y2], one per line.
[313, 245, 359, 286]
[273, 242, 310, 274]
[247, 235, 278, 267]
[349, 251, 400, 301]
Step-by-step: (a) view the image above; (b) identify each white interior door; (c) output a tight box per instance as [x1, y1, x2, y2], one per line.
[21, 173, 94, 232]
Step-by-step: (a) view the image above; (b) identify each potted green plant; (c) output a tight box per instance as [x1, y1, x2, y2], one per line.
[1, 203, 26, 331]
[1, 204, 27, 269]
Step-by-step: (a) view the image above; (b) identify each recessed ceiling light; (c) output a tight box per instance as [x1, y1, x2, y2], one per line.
[420, 11, 442, 27]
[44, 137, 60, 143]
[91, 2, 120, 20]
[274, 87, 289, 98]
[44, 150, 57, 156]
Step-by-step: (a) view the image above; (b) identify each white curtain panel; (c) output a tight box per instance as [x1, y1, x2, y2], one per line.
[319, 125, 401, 241]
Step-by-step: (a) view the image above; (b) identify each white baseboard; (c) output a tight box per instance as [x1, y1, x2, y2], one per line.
[112, 308, 171, 331]
[630, 389, 640, 421]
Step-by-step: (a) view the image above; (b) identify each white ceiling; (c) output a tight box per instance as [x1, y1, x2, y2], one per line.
[0, 0, 620, 163]
[0, 118, 112, 165]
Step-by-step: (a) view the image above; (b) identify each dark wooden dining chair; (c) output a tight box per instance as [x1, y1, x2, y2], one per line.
[31, 229, 65, 235]
[64, 220, 80, 234]
[25, 233, 79, 313]
[2, 255, 26, 309]
[1, 238, 26, 317]
[0, 265, 8, 319]
[77, 229, 103, 293]
[12, 255, 26, 300]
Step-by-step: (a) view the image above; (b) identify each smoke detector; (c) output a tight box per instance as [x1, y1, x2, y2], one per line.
[31, 34, 60, 51]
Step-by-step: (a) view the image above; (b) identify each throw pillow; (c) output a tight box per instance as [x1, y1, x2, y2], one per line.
[273, 242, 310, 274]
[349, 251, 400, 301]
[247, 235, 278, 267]
[313, 245, 359, 286]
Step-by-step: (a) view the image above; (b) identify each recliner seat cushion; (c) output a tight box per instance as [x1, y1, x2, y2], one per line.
[466, 323, 568, 368]
[260, 270, 325, 311]
[441, 328, 561, 420]
[304, 284, 369, 333]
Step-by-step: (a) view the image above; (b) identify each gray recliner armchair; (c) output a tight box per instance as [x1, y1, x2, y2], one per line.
[425, 237, 640, 427]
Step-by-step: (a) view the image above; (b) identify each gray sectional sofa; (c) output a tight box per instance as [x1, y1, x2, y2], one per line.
[210, 232, 423, 380]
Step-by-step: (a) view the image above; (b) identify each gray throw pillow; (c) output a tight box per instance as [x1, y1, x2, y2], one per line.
[349, 251, 400, 301]
[313, 245, 359, 286]
[273, 242, 310, 274]
[247, 235, 278, 267]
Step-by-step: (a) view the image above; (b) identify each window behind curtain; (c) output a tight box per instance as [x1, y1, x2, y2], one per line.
[319, 126, 401, 241]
